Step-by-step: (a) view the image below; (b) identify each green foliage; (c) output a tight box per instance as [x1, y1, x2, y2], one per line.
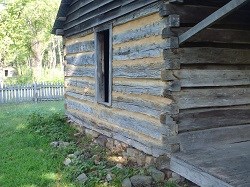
[0, 0, 62, 81]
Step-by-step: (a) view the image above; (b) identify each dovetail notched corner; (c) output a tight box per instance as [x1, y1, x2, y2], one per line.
[162, 27, 178, 39]
[164, 37, 180, 49]
[161, 69, 180, 81]
[167, 14, 180, 27]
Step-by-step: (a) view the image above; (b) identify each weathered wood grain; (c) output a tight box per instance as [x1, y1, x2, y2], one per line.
[65, 79, 95, 90]
[161, 69, 250, 87]
[175, 124, 250, 151]
[66, 98, 172, 140]
[171, 141, 250, 186]
[173, 87, 250, 109]
[113, 21, 164, 44]
[112, 92, 176, 119]
[113, 79, 168, 96]
[65, 65, 95, 77]
[170, 157, 232, 187]
[163, 48, 250, 69]
[113, 43, 163, 61]
[66, 53, 94, 66]
[66, 40, 94, 54]
[65, 91, 95, 103]
[163, 27, 250, 45]
[178, 105, 250, 132]
[67, 110, 170, 156]
[113, 63, 163, 79]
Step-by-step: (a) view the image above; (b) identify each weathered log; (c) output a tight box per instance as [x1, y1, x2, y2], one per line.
[178, 106, 250, 132]
[173, 87, 250, 109]
[66, 40, 94, 54]
[161, 69, 250, 87]
[66, 53, 94, 66]
[163, 48, 250, 69]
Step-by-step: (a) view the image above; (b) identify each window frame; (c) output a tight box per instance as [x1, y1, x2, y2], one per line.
[94, 24, 113, 106]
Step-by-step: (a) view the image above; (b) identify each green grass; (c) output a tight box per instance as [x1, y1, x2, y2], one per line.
[0, 102, 177, 187]
[0, 101, 75, 187]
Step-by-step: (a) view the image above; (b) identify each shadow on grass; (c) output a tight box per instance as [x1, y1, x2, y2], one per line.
[0, 101, 74, 187]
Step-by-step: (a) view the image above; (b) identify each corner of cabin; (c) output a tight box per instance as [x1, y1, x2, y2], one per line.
[53, 0, 250, 186]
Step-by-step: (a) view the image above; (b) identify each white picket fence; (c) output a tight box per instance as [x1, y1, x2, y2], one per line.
[0, 83, 64, 104]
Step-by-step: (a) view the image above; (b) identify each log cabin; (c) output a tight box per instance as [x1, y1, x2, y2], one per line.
[52, 0, 250, 186]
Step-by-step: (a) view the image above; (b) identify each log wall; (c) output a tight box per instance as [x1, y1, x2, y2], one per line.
[161, 0, 250, 151]
[64, 2, 178, 156]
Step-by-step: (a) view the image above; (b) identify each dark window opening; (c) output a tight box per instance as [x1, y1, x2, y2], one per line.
[4, 70, 8, 77]
[102, 30, 110, 103]
[96, 27, 112, 105]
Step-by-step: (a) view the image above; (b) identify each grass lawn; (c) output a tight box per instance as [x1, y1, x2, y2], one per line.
[0, 101, 75, 187]
[0, 101, 178, 187]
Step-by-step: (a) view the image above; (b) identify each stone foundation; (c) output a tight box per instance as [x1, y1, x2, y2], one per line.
[71, 124, 199, 186]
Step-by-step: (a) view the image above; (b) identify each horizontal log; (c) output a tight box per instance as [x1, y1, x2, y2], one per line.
[113, 2, 160, 26]
[163, 27, 250, 45]
[113, 21, 164, 44]
[160, 4, 250, 28]
[112, 92, 176, 118]
[113, 63, 163, 79]
[65, 65, 95, 77]
[113, 43, 163, 61]
[66, 98, 172, 140]
[65, 91, 95, 103]
[163, 48, 250, 69]
[161, 69, 250, 87]
[176, 124, 250, 151]
[173, 87, 250, 109]
[65, 79, 95, 90]
[66, 40, 94, 54]
[178, 106, 250, 132]
[66, 53, 94, 66]
[113, 80, 167, 96]
[67, 110, 170, 156]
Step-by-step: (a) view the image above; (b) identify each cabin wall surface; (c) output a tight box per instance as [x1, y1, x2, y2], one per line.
[64, 3, 177, 157]
[160, 0, 250, 152]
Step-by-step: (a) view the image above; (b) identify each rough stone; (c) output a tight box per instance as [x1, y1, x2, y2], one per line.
[74, 150, 82, 157]
[137, 152, 146, 166]
[106, 138, 114, 150]
[50, 141, 59, 147]
[161, 169, 172, 179]
[126, 148, 139, 158]
[85, 129, 99, 138]
[155, 155, 170, 170]
[148, 166, 165, 183]
[68, 154, 76, 159]
[106, 173, 113, 182]
[145, 156, 155, 167]
[76, 173, 88, 182]
[116, 163, 124, 169]
[130, 175, 152, 187]
[63, 158, 72, 166]
[92, 155, 100, 165]
[171, 172, 183, 183]
[122, 178, 132, 187]
[58, 141, 70, 148]
[95, 135, 108, 147]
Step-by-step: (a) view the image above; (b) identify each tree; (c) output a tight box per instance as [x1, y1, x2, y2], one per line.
[0, 0, 61, 81]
